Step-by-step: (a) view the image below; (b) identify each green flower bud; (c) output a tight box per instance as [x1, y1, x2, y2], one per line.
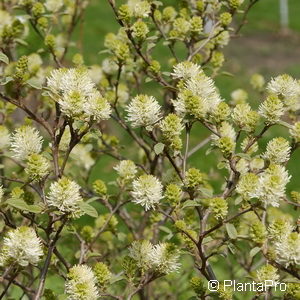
[291, 191, 300, 204]
[190, 277, 206, 297]
[185, 168, 204, 189]
[31, 2, 45, 18]
[162, 6, 177, 22]
[43, 289, 56, 300]
[25, 153, 50, 181]
[93, 262, 112, 288]
[93, 179, 107, 196]
[255, 264, 279, 283]
[181, 89, 207, 119]
[165, 184, 182, 205]
[153, 9, 162, 22]
[37, 17, 48, 30]
[236, 172, 259, 200]
[14, 55, 29, 82]
[196, 0, 204, 12]
[190, 16, 203, 33]
[113, 41, 130, 62]
[285, 283, 300, 299]
[218, 282, 233, 300]
[249, 221, 266, 245]
[212, 102, 230, 123]
[209, 197, 228, 220]
[149, 60, 161, 74]
[44, 34, 56, 49]
[131, 20, 149, 42]
[11, 20, 24, 38]
[217, 136, 235, 158]
[170, 18, 190, 40]
[220, 12, 232, 27]
[72, 53, 84, 66]
[229, 0, 244, 9]
[80, 225, 94, 242]
[211, 51, 225, 68]
[160, 114, 183, 151]
[122, 256, 137, 280]
[118, 4, 130, 22]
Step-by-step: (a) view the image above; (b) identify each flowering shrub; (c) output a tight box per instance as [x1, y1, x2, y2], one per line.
[0, 0, 299, 299]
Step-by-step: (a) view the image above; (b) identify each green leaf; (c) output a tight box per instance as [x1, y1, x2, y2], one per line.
[198, 187, 213, 198]
[79, 201, 98, 218]
[27, 78, 42, 89]
[182, 199, 201, 209]
[0, 77, 13, 86]
[145, 77, 153, 83]
[6, 198, 42, 213]
[250, 247, 261, 258]
[235, 196, 243, 205]
[154, 143, 165, 155]
[0, 52, 9, 64]
[226, 223, 237, 239]
[86, 196, 99, 203]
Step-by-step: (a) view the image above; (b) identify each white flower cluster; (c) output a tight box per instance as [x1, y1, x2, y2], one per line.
[0, 226, 43, 267]
[10, 126, 43, 160]
[114, 160, 137, 181]
[250, 164, 290, 207]
[126, 95, 161, 130]
[65, 265, 99, 300]
[47, 177, 83, 216]
[127, 0, 151, 18]
[47, 68, 111, 121]
[262, 137, 291, 164]
[131, 174, 163, 210]
[172, 63, 222, 118]
[129, 240, 180, 274]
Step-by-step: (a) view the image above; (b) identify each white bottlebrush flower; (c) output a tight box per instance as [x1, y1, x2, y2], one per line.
[131, 174, 163, 210]
[47, 177, 83, 215]
[88, 65, 103, 84]
[0, 125, 10, 150]
[267, 74, 300, 101]
[102, 58, 118, 75]
[129, 240, 154, 270]
[47, 68, 111, 121]
[70, 144, 95, 170]
[250, 164, 291, 207]
[10, 126, 43, 160]
[0, 226, 43, 267]
[274, 232, 300, 267]
[65, 265, 99, 300]
[47, 68, 95, 98]
[114, 160, 137, 181]
[85, 91, 111, 121]
[185, 73, 222, 112]
[268, 218, 294, 241]
[258, 95, 285, 123]
[127, 0, 151, 17]
[262, 137, 291, 164]
[236, 172, 259, 200]
[149, 243, 180, 274]
[171, 61, 201, 80]
[126, 95, 161, 130]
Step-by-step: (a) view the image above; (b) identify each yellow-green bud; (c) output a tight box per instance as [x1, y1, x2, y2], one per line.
[229, 0, 244, 9]
[291, 191, 300, 203]
[93, 262, 112, 288]
[14, 56, 29, 82]
[80, 225, 94, 242]
[190, 16, 203, 33]
[131, 20, 149, 42]
[165, 184, 181, 205]
[31, 2, 45, 18]
[93, 179, 107, 196]
[162, 6, 177, 22]
[72, 53, 84, 66]
[44, 34, 56, 49]
[149, 60, 161, 74]
[190, 277, 206, 297]
[209, 197, 228, 219]
[37, 17, 48, 30]
[285, 283, 300, 299]
[290, 122, 300, 143]
[25, 153, 50, 181]
[249, 221, 266, 245]
[217, 136, 235, 158]
[218, 283, 233, 300]
[118, 5, 130, 22]
[196, 0, 204, 12]
[220, 12, 232, 27]
[211, 51, 225, 68]
[212, 102, 230, 123]
[185, 168, 204, 189]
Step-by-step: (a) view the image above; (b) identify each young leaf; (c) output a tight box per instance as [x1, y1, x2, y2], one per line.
[226, 223, 237, 239]
[0, 52, 9, 64]
[79, 201, 98, 218]
[154, 143, 165, 155]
